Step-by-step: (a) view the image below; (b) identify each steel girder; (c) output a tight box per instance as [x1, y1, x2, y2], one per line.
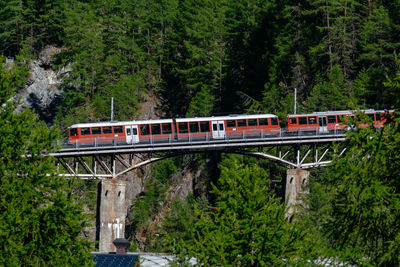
[54, 141, 347, 179]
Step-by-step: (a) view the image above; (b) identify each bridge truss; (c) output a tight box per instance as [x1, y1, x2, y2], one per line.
[51, 133, 347, 179]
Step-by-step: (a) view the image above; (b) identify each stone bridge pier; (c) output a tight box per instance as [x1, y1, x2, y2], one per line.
[285, 168, 309, 217]
[97, 179, 127, 252]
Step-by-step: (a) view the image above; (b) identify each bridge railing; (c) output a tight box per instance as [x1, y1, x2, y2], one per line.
[54, 127, 346, 150]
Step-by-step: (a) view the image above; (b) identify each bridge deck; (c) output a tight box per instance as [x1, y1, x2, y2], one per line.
[51, 132, 346, 157]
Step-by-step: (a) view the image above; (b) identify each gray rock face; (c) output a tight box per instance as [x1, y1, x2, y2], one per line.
[13, 46, 70, 125]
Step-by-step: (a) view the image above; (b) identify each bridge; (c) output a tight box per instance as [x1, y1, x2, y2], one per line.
[51, 130, 347, 179]
[50, 129, 348, 252]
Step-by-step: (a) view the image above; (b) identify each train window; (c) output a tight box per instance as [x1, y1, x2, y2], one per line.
[81, 128, 91, 135]
[375, 113, 381, 121]
[132, 128, 138, 135]
[271, 118, 278, 126]
[298, 117, 307, 125]
[337, 116, 343, 122]
[327, 116, 336, 124]
[126, 128, 131, 135]
[367, 113, 375, 121]
[227, 120, 236, 128]
[151, 124, 161, 135]
[114, 126, 123, 134]
[178, 122, 188, 133]
[102, 127, 112, 134]
[259, 118, 268, 126]
[140, 125, 150, 136]
[189, 122, 199, 133]
[213, 124, 217, 131]
[308, 117, 317, 125]
[237, 119, 247, 127]
[162, 123, 172, 134]
[248, 119, 257, 126]
[70, 128, 78, 136]
[200, 121, 210, 132]
[289, 118, 297, 124]
[92, 127, 101, 134]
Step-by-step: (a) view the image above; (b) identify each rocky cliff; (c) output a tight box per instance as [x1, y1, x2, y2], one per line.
[13, 46, 70, 125]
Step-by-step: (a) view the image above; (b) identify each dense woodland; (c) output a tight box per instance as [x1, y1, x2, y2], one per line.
[1, 0, 400, 265]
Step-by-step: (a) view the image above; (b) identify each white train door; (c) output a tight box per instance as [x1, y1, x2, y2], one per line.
[125, 125, 139, 143]
[318, 116, 328, 134]
[212, 121, 225, 139]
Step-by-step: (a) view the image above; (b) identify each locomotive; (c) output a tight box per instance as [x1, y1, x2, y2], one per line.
[67, 109, 390, 145]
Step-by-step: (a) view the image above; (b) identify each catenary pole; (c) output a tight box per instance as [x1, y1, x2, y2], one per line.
[111, 97, 114, 121]
[294, 88, 297, 115]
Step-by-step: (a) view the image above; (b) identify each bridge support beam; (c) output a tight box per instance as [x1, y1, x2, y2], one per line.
[97, 179, 127, 252]
[285, 168, 309, 217]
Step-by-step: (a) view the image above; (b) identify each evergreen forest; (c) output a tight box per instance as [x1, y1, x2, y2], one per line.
[1, 0, 400, 265]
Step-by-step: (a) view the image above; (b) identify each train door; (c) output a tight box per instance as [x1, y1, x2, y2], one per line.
[212, 121, 225, 139]
[318, 116, 328, 134]
[125, 125, 139, 144]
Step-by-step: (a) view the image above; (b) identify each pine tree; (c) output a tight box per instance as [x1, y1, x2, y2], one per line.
[306, 65, 349, 111]
[0, 0, 66, 56]
[262, 0, 311, 115]
[359, 4, 400, 108]
[383, 58, 400, 108]
[225, 0, 286, 112]
[314, 113, 400, 265]
[171, 155, 305, 266]
[0, 57, 93, 265]
[63, 1, 105, 99]
[35, 0, 66, 48]
[167, 0, 228, 116]
[0, 0, 28, 55]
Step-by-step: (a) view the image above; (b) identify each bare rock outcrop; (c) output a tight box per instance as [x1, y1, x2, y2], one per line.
[13, 46, 70, 125]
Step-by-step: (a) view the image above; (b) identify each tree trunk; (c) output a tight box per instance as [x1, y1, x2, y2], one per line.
[326, 0, 333, 71]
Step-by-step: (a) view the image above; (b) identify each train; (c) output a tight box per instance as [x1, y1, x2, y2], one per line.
[68, 109, 391, 145]
[287, 110, 387, 134]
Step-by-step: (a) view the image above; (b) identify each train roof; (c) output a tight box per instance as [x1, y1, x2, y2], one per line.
[68, 114, 277, 128]
[175, 114, 277, 122]
[287, 109, 391, 117]
[69, 119, 173, 128]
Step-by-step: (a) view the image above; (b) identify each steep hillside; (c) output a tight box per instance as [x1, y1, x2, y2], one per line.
[2, 0, 400, 263]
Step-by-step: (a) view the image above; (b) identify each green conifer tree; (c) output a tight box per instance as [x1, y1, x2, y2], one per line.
[0, 57, 93, 266]
[171, 155, 305, 266]
[168, 0, 228, 116]
[307, 65, 349, 111]
[359, 5, 400, 108]
[306, 112, 400, 265]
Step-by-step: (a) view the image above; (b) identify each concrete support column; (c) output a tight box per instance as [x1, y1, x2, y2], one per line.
[98, 179, 127, 252]
[285, 168, 309, 217]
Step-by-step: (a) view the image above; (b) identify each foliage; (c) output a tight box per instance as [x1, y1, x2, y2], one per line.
[147, 195, 197, 253]
[1, 0, 399, 120]
[306, 65, 350, 111]
[171, 156, 305, 266]
[0, 0, 65, 55]
[127, 157, 182, 250]
[1, 0, 400, 262]
[0, 57, 93, 265]
[383, 58, 400, 108]
[302, 113, 400, 265]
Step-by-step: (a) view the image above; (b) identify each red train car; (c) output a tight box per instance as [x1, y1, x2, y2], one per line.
[68, 121, 130, 145]
[287, 109, 389, 134]
[175, 114, 280, 141]
[68, 114, 281, 145]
